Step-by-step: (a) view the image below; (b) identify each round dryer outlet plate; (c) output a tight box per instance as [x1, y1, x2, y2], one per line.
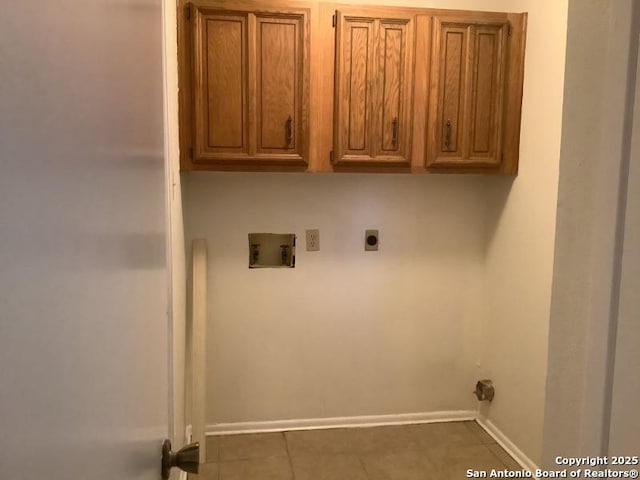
[365, 229, 379, 251]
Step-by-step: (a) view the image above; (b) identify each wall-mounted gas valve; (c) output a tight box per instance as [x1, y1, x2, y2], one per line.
[474, 379, 495, 402]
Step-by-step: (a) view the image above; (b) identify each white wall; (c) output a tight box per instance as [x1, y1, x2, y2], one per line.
[609, 21, 640, 453]
[182, 0, 568, 466]
[542, 0, 636, 464]
[477, 0, 568, 466]
[184, 173, 487, 422]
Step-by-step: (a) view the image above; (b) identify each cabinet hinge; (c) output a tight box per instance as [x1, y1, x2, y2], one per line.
[332, 14, 336, 28]
[186, 4, 192, 20]
[330, 150, 334, 162]
[507, 24, 512, 36]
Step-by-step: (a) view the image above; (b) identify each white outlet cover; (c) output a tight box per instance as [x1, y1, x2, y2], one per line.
[306, 229, 320, 251]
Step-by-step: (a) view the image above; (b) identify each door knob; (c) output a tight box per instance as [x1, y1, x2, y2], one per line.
[161, 439, 199, 479]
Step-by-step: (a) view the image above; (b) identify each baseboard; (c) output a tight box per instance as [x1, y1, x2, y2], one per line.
[205, 410, 538, 476]
[206, 410, 476, 435]
[476, 414, 539, 473]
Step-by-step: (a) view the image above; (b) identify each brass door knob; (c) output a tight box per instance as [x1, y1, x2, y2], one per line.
[161, 439, 199, 479]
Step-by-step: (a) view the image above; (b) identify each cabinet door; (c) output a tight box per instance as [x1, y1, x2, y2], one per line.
[428, 17, 509, 169]
[374, 19, 414, 163]
[255, 14, 305, 160]
[334, 15, 376, 163]
[190, 7, 308, 169]
[334, 11, 414, 167]
[193, 11, 249, 161]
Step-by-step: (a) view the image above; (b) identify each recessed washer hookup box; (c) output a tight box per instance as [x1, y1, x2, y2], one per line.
[248, 233, 296, 268]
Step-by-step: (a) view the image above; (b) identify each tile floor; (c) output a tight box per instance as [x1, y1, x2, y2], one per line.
[189, 421, 522, 479]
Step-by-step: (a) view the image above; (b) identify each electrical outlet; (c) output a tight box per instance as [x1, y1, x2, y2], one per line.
[365, 229, 379, 251]
[306, 229, 320, 251]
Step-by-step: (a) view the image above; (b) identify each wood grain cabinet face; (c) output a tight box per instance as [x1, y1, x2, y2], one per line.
[190, 6, 308, 168]
[179, 4, 526, 174]
[256, 16, 301, 155]
[194, 13, 248, 158]
[333, 11, 415, 167]
[427, 16, 509, 170]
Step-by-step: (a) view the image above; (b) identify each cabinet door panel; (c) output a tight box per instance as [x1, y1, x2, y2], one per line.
[380, 24, 402, 151]
[334, 11, 413, 167]
[348, 20, 374, 154]
[468, 25, 507, 165]
[334, 16, 375, 162]
[439, 24, 468, 158]
[188, 6, 308, 169]
[194, 13, 248, 159]
[256, 16, 300, 154]
[377, 19, 412, 162]
[428, 16, 509, 169]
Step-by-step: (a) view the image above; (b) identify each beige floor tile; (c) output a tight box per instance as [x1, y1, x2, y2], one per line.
[219, 432, 287, 461]
[348, 425, 420, 454]
[426, 444, 507, 479]
[487, 444, 522, 470]
[206, 436, 220, 463]
[286, 425, 417, 456]
[210, 422, 520, 480]
[362, 450, 439, 480]
[219, 456, 293, 480]
[463, 421, 497, 445]
[291, 453, 368, 480]
[189, 462, 219, 480]
[407, 422, 486, 450]
[285, 428, 356, 455]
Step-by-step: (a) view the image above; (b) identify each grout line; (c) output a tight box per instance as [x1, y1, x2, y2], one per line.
[359, 456, 372, 480]
[282, 431, 297, 480]
[484, 442, 510, 469]
[463, 420, 483, 445]
[465, 419, 497, 445]
[475, 416, 538, 473]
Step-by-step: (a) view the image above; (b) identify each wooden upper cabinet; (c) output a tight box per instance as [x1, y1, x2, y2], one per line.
[186, 4, 309, 169]
[256, 16, 301, 155]
[427, 15, 516, 172]
[178, 3, 526, 174]
[195, 13, 248, 158]
[333, 10, 415, 167]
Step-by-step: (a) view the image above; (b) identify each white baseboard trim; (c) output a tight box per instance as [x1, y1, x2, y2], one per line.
[476, 414, 539, 473]
[205, 410, 539, 477]
[206, 410, 476, 436]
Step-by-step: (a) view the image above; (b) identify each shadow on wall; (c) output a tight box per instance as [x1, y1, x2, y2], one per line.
[181, 171, 515, 262]
[482, 176, 516, 255]
[180, 170, 517, 424]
